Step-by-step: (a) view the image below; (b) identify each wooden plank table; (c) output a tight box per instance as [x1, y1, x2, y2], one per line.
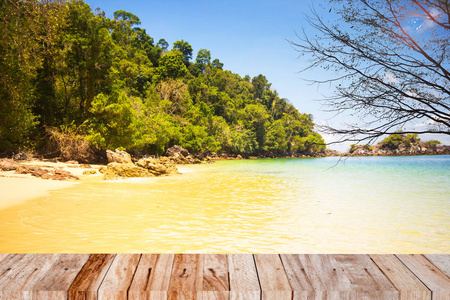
[0, 254, 448, 299]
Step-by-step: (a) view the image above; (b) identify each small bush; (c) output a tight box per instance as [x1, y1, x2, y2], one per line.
[404, 133, 420, 148]
[381, 134, 403, 149]
[47, 126, 95, 163]
[425, 140, 441, 149]
[349, 144, 373, 153]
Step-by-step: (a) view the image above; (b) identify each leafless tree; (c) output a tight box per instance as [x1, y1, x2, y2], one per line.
[292, 0, 450, 145]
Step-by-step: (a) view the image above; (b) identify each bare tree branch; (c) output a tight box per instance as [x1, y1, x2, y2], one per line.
[292, 0, 449, 145]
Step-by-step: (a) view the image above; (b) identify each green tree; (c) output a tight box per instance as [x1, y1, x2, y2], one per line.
[0, 0, 42, 150]
[212, 58, 224, 70]
[113, 10, 141, 26]
[266, 120, 288, 151]
[252, 74, 271, 100]
[153, 50, 188, 81]
[241, 104, 269, 151]
[381, 134, 403, 150]
[196, 48, 211, 73]
[158, 38, 169, 53]
[172, 40, 193, 65]
[61, 0, 117, 121]
[86, 89, 140, 149]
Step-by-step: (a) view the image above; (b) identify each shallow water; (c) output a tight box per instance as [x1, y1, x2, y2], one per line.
[0, 155, 449, 253]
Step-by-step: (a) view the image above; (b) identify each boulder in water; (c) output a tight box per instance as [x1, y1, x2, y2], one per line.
[136, 158, 179, 175]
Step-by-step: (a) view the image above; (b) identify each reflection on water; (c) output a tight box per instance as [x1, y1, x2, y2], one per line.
[0, 156, 449, 253]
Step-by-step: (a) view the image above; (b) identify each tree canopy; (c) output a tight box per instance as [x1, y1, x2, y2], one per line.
[0, 0, 326, 157]
[293, 0, 450, 144]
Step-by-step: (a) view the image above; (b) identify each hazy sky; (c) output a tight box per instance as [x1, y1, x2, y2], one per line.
[83, 0, 449, 149]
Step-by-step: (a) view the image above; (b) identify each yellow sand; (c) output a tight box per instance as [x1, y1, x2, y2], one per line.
[0, 160, 103, 210]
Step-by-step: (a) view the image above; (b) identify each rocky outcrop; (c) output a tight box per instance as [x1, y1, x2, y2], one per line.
[136, 158, 179, 176]
[82, 170, 97, 175]
[166, 145, 189, 158]
[0, 158, 79, 180]
[164, 145, 202, 164]
[347, 143, 450, 157]
[12, 151, 30, 161]
[102, 151, 179, 180]
[0, 159, 19, 171]
[102, 163, 154, 181]
[106, 149, 133, 164]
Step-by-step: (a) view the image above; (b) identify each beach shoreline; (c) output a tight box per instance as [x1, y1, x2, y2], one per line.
[0, 160, 104, 210]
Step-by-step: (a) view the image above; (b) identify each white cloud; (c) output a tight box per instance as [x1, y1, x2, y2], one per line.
[383, 71, 399, 84]
[416, 8, 443, 32]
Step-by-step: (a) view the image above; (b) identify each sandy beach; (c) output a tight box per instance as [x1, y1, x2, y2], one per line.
[0, 160, 103, 210]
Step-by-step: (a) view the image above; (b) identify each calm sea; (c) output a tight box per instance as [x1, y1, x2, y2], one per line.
[0, 155, 449, 253]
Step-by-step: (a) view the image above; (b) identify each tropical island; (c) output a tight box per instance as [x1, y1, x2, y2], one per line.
[1, 0, 327, 166]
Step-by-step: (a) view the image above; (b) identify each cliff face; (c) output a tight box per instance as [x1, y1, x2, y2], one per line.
[347, 142, 450, 156]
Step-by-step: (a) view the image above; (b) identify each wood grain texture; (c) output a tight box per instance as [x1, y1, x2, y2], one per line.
[202, 254, 229, 300]
[254, 254, 291, 300]
[370, 254, 431, 300]
[168, 254, 203, 300]
[396, 254, 450, 300]
[298, 255, 351, 291]
[68, 254, 115, 300]
[334, 255, 397, 290]
[128, 254, 174, 299]
[280, 254, 314, 296]
[425, 255, 450, 279]
[0, 253, 449, 299]
[228, 254, 260, 300]
[0, 254, 60, 291]
[33, 254, 90, 292]
[0, 255, 8, 265]
[98, 254, 141, 300]
[0, 254, 27, 289]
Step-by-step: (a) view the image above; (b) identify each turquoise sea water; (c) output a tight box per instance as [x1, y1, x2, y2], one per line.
[0, 155, 449, 253]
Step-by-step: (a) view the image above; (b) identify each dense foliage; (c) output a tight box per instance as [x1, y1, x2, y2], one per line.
[380, 133, 440, 150]
[1, 0, 325, 156]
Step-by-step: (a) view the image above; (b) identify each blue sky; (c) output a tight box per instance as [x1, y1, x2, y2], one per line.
[83, 0, 449, 149]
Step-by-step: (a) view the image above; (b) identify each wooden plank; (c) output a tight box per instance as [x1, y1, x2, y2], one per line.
[98, 254, 141, 300]
[0, 290, 66, 299]
[2, 254, 89, 300]
[370, 254, 431, 300]
[228, 254, 260, 300]
[283, 254, 394, 299]
[0, 254, 28, 299]
[202, 254, 229, 300]
[0, 255, 8, 265]
[68, 254, 115, 300]
[168, 254, 203, 300]
[425, 255, 450, 279]
[291, 254, 360, 299]
[332, 254, 398, 299]
[0, 254, 60, 291]
[128, 254, 174, 300]
[397, 254, 450, 300]
[254, 254, 291, 300]
[33, 254, 90, 291]
[0, 254, 64, 300]
[0, 254, 27, 284]
[280, 254, 318, 299]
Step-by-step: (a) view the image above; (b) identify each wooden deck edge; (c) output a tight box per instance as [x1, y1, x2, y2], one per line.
[0, 254, 447, 299]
